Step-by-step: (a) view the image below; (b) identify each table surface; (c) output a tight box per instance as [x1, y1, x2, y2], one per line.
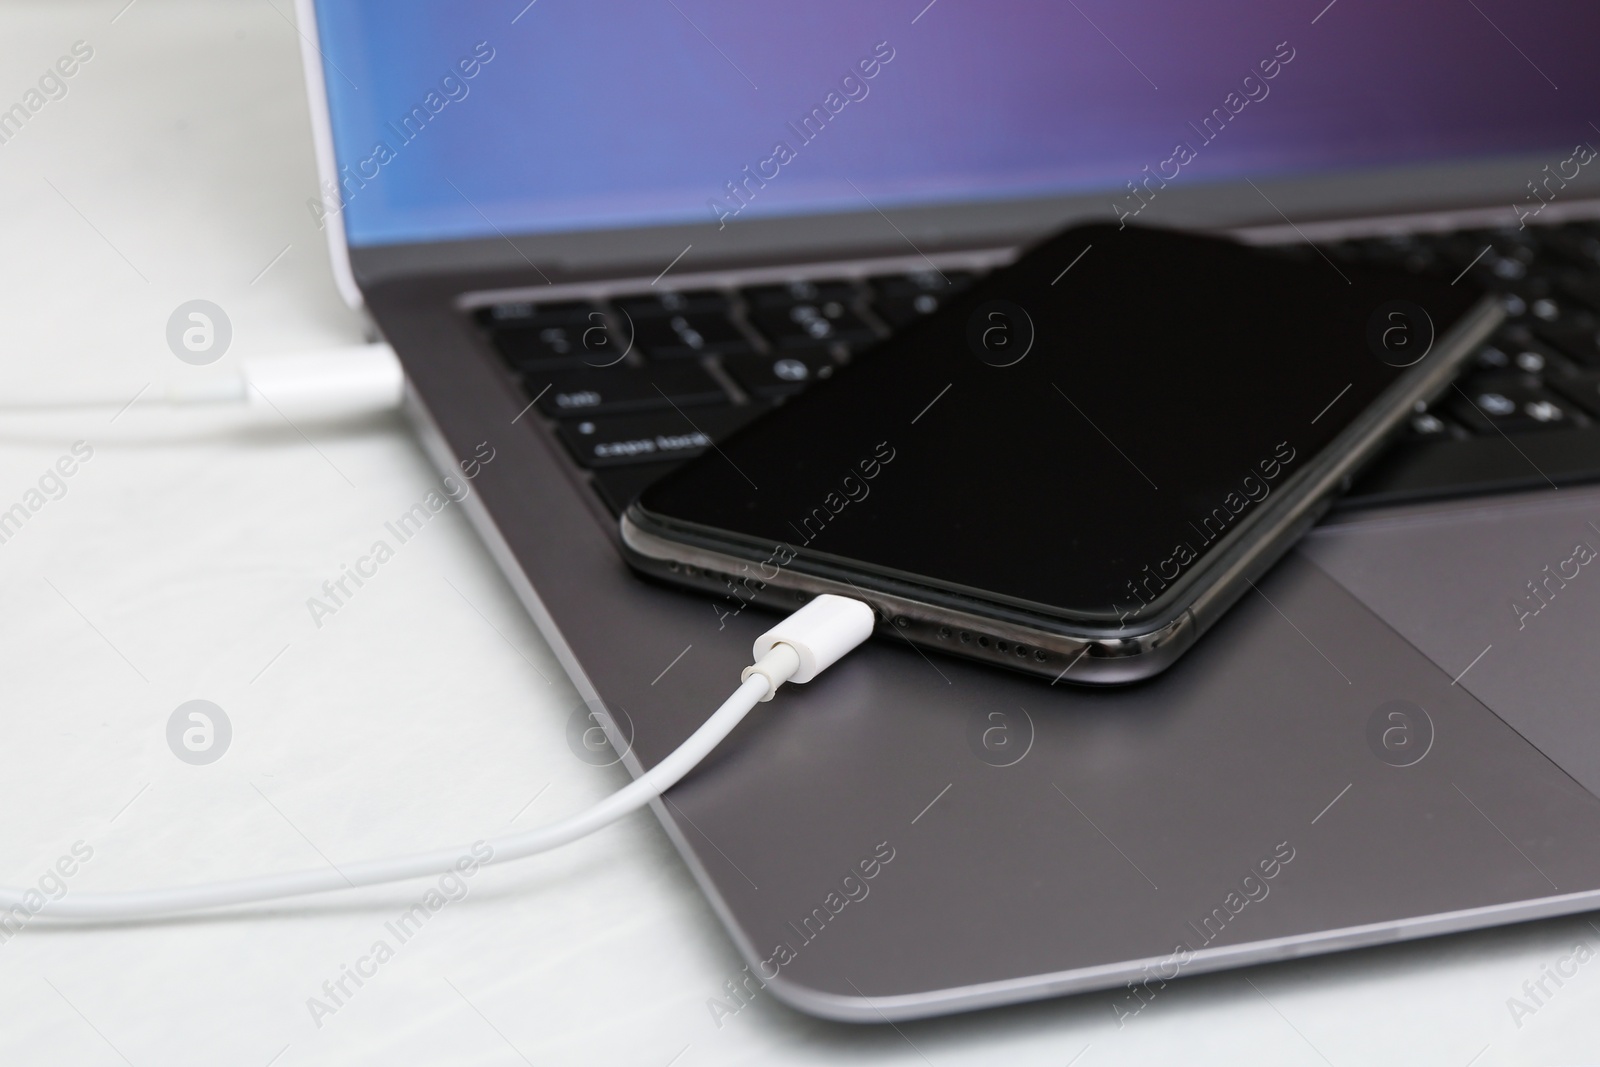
[1, 2, 1596, 1064]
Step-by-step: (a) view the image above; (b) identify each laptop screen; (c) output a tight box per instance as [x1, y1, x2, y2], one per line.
[311, 0, 1600, 248]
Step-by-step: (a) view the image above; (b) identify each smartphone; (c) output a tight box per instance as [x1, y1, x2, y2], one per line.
[619, 223, 1501, 683]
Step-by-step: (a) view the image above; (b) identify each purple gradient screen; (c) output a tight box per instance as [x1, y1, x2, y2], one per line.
[313, 0, 1600, 247]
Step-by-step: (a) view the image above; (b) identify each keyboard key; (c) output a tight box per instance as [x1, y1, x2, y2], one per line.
[1408, 410, 1463, 439]
[870, 269, 974, 296]
[868, 270, 975, 328]
[489, 304, 620, 369]
[530, 362, 727, 418]
[1556, 275, 1600, 314]
[476, 300, 595, 327]
[1450, 374, 1580, 433]
[1548, 367, 1600, 419]
[1444, 229, 1539, 284]
[741, 279, 859, 308]
[1514, 347, 1549, 374]
[872, 292, 944, 329]
[1486, 277, 1558, 309]
[628, 311, 754, 359]
[613, 289, 732, 318]
[1346, 235, 1438, 274]
[1486, 253, 1530, 282]
[1474, 343, 1513, 370]
[723, 353, 835, 398]
[1536, 320, 1600, 367]
[1460, 227, 1539, 261]
[749, 300, 877, 348]
[1527, 297, 1564, 322]
[1480, 335, 1561, 375]
[1533, 228, 1600, 272]
[1430, 234, 1498, 274]
[556, 405, 767, 468]
[495, 324, 622, 368]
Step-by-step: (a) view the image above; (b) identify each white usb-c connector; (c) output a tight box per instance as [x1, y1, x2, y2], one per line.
[0, 343, 404, 419]
[241, 343, 404, 418]
[0, 595, 876, 922]
[748, 592, 877, 686]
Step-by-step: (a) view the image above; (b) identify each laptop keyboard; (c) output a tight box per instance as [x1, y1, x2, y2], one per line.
[475, 220, 1600, 515]
[1257, 220, 1600, 506]
[476, 269, 976, 514]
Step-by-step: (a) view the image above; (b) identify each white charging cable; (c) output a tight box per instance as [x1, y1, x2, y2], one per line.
[1, 595, 875, 922]
[0, 343, 405, 420]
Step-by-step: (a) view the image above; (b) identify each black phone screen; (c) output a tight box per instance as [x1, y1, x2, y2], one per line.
[632, 224, 1483, 624]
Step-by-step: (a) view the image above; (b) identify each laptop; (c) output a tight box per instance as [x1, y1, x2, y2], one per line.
[296, 1, 1600, 1021]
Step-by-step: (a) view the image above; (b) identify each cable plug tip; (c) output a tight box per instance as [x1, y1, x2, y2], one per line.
[741, 642, 800, 700]
[747, 594, 876, 692]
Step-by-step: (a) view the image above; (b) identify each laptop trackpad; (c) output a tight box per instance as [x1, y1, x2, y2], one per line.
[1302, 487, 1600, 798]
